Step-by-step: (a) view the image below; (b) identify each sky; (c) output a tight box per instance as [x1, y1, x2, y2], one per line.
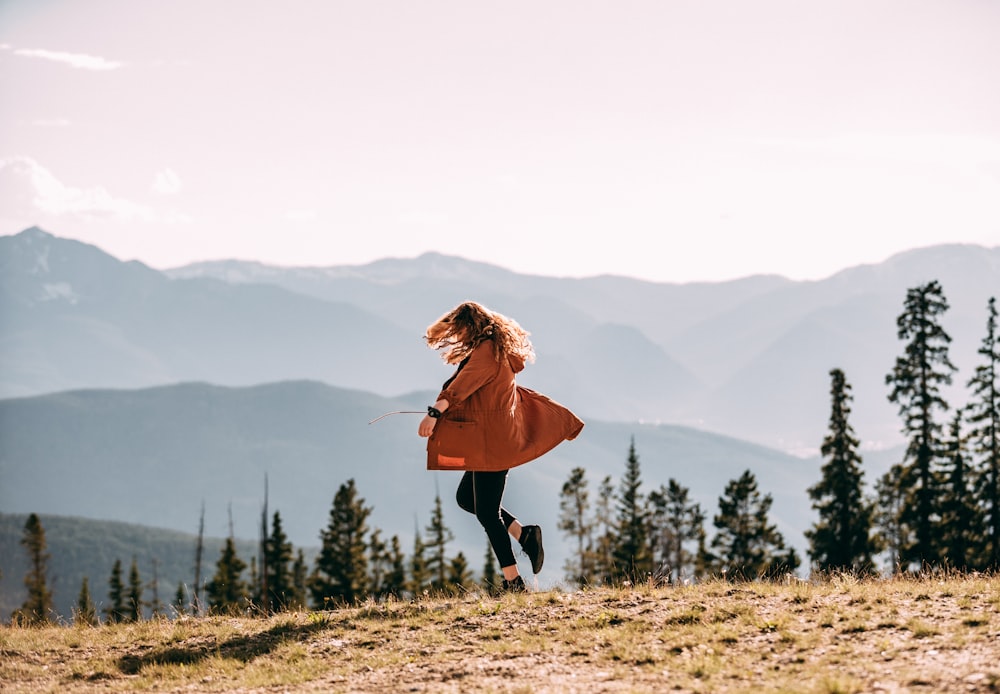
[1, 0, 998, 283]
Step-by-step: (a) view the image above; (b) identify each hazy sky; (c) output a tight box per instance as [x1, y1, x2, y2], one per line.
[1, 0, 998, 282]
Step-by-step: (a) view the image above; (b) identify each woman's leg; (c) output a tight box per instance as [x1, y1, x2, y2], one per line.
[455, 470, 519, 577]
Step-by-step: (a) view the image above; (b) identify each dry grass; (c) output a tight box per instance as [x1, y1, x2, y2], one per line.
[2, 574, 999, 693]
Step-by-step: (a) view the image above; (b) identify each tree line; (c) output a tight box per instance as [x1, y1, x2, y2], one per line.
[8, 281, 998, 624]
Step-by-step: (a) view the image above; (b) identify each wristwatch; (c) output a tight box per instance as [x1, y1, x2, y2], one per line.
[427, 406, 443, 419]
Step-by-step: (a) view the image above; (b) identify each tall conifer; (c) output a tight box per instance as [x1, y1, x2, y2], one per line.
[939, 409, 981, 569]
[127, 557, 144, 622]
[885, 280, 956, 567]
[105, 559, 126, 624]
[17, 513, 53, 624]
[310, 479, 371, 606]
[75, 576, 98, 626]
[712, 470, 798, 579]
[612, 438, 651, 582]
[263, 511, 294, 612]
[648, 479, 706, 583]
[558, 466, 593, 586]
[806, 368, 877, 573]
[424, 493, 454, 591]
[967, 297, 1000, 568]
[206, 536, 248, 614]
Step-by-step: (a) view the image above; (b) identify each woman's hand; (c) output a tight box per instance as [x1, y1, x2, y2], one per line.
[418, 415, 437, 437]
[418, 399, 449, 437]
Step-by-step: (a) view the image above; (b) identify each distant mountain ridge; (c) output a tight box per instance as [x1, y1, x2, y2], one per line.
[2, 226, 998, 452]
[0, 379, 853, 589]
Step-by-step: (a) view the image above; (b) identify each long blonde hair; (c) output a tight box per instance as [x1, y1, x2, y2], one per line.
[425, 301, 535, 365]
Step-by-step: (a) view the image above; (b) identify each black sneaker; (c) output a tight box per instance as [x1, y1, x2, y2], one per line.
[520, 525, 544, 574]
[502, 575, 527, 593]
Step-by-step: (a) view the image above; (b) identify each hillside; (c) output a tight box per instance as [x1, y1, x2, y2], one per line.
[0, 513, 258, 622]
[3, 576, 999, 692]
[3, 227, 997, 452]
[0, 381, 862, 591]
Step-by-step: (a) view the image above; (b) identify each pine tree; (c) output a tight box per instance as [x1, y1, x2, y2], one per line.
[263, 511, 295, 612]
[368, 528, 388, 598]
[967, 296, 1000, 569]
[409, 532, 430, 597]
[885, 280, 957, 567]
[612, 438, 651, 582]
[939, 409, 982, 570]
[558, 466, 593, 586]
[874, 463, 907, 574]
[712, 470, 799, 579]
[16, 513, 53, 625]
[206, 536, 249, 614]
[648, 479, 706, 584]
[105, 559, 127, 624]
[592, 475, 616, 583]
[75, 576, 98, 626]
[310, 479, 372, 606]
[193, 501, 205, 616]
[446, 551, 474, 594]
[148, 558, 163, 617]
[424, 493, 454, 591]
[481, 542, 499, 593]
[806, 368, 878, 574]
[127, 557, 144, 622]
[290, 549, 308, 610]
[383, 535, 407, 598]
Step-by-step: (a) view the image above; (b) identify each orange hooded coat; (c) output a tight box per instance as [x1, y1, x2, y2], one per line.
[426, 339, 584, 471]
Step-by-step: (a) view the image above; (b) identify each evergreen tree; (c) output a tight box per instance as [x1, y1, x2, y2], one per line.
[75, 576, 98, 626]
[148, 558, 163, 617]
[874, 463, 907, 574]
[368, 529, 389, 597]
[105, 559, 127, 624]
[383, 535, 407, 598]
[592, 475, 616, 583]
[205, 536, 249, 614]
[711, 470, 799, 579]
[16, 513, 53, 625]
[424, 493, 454, 591]
[967, 297, 1000, 568]
[446, 551, 474, 594]
[481, 542, 499, 592]
[193, 501, 205, 615]
[409, 532, 430, 597]
[648, 479, 706, 583]
[939, 409, 981, 569]
[127, 557, 144, 622]
[263, 511, 295, 612]
[310, 479, 372, 606]
[885, 280, 957, 567]
[290, 549, 308, 610]
[806, 368, 878, 574]
[612, 439, 652, 582]
[558, 466, 593, 586]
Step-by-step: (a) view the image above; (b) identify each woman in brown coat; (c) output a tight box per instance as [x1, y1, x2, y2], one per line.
[418, 301, 584, 592]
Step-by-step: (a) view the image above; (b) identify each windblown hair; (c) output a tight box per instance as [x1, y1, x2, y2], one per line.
[425, 301, 535, 365]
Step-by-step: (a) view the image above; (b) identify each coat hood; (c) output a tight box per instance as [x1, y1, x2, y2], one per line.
[507, 353, 526, 373]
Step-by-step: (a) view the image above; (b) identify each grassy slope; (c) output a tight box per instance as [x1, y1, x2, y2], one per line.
[2, 575, 999, 693]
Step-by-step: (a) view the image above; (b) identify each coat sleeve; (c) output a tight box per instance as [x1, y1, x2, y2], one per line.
[437, 342, 499, 407]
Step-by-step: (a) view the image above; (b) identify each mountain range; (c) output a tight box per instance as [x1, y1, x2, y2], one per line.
[1, 227, 997, 593]
[3, 227, 998, 454]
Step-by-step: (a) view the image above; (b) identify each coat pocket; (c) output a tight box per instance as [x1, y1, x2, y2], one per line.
[430, 418, 485, 468]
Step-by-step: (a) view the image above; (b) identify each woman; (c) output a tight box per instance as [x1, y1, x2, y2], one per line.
[417, 301, 584, 592]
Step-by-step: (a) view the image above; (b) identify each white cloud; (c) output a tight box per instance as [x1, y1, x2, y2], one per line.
[0, 156, 155, 221]
[152, 168, 182, 195]
[13, 48, 122, 70]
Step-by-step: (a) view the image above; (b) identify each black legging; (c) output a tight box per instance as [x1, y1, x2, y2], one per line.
[456, 470, 518, 568]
